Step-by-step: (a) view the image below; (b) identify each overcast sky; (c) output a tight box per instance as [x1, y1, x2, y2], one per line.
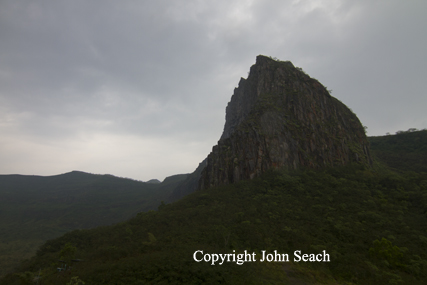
[1, 0, 426, 181]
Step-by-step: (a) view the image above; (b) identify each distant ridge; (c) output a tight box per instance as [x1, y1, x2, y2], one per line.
[369, 129, 427, 172]
[0, 171, 187, 277]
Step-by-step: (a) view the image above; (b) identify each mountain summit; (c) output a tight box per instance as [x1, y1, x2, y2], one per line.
[199, 55, 372, 190]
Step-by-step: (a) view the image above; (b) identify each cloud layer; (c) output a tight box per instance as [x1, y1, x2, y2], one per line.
[1, 0, 426, 180]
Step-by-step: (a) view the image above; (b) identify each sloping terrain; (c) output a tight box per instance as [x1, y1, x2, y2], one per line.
[2, 161, 426, 284]
[369, 129, 427, 173]
[0, 171, 187, 277]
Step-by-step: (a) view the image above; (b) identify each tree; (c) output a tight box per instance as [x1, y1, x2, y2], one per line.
[59, 243, 77, 271]
[369, 238, 407, 268]
[67, 276, 85, 285]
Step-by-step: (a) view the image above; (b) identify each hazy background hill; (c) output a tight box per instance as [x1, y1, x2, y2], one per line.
[0, 171, 188, 277]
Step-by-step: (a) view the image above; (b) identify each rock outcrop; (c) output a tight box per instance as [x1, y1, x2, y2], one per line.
[199, 55, 372, 190]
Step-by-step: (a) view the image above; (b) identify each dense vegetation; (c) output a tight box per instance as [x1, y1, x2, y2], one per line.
[369, 129, 427, 173]
[0, 171, 187, 277]
[1, 130, 426, 284]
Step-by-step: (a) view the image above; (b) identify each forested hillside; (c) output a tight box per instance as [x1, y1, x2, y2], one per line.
[0, 171, 187, 277]
[369, 129, 427, 172]
[2, 130, 426, 284]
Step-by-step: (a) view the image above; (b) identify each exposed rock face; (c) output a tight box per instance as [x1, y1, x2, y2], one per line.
[199, 55, 372, 190]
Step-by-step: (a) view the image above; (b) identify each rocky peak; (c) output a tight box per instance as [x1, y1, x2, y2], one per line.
[220, 56, 296, 140]
[199, 55, 372, 190]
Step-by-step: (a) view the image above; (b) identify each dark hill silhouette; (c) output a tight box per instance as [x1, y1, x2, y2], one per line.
[0, 171, 187, 277]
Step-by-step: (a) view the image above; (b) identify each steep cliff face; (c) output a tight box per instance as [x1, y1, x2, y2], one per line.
[199, 55, 372, 190]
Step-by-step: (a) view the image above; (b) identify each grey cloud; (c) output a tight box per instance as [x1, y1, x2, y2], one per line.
[0, 0, 426, 180]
